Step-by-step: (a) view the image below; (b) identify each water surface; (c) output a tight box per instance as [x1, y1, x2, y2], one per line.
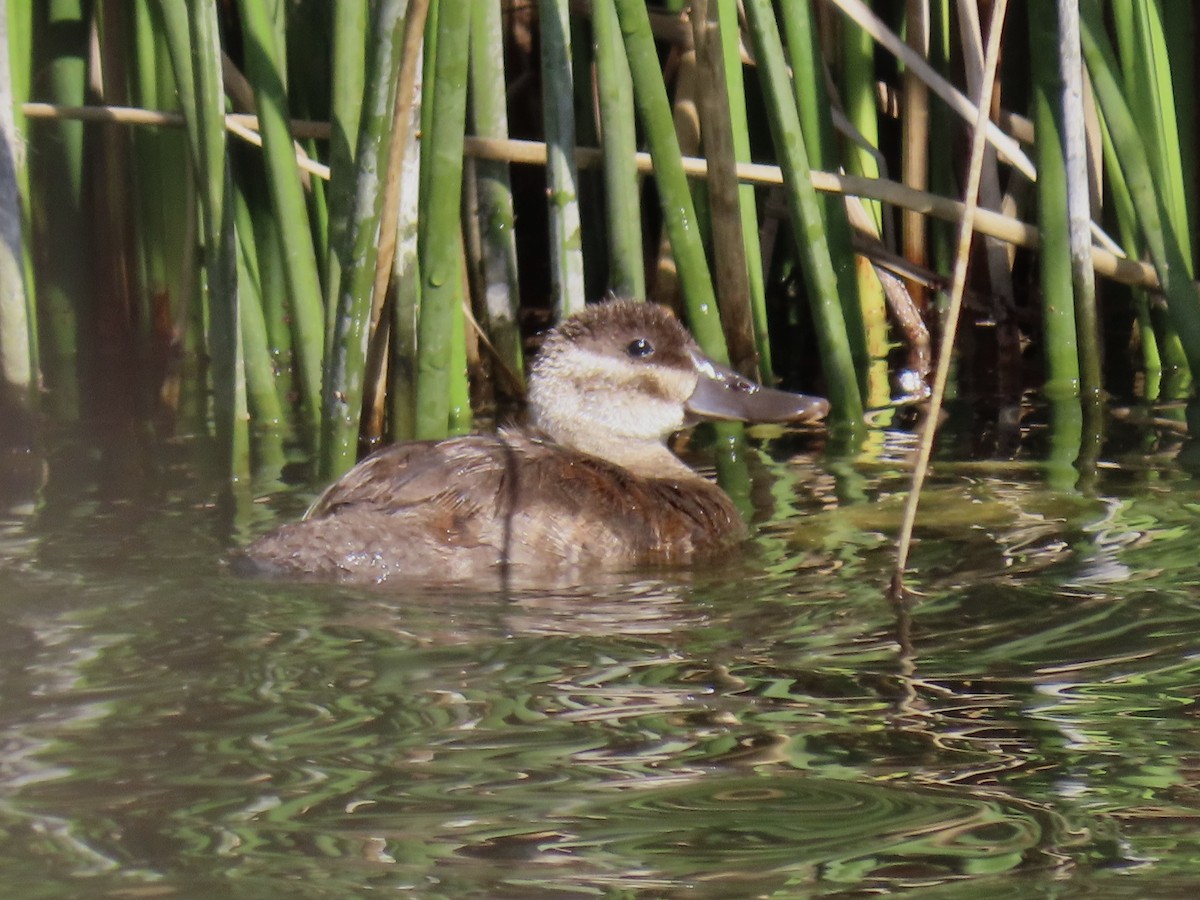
[2, 414, 1200, 897]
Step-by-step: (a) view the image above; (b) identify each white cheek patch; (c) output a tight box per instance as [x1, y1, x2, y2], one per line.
[531, 347, 696, 441]
[582, 389, 685, 439]
[570, 347, 644, 381]
[571, 348, 693, 391]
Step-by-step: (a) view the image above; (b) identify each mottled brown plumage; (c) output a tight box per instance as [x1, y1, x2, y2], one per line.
[239, 300, 828, 586]
[244, 431, 742, 584]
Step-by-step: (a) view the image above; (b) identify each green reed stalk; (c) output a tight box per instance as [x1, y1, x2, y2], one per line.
[282, 8, 330, 269]
[448, 287, 471, 435]
[419, 0, 439, 218]
[1046, 397, 1083, 492]
[570, 11, 607, 305]
[196, 10, 247, 475]
[468, 0, 524, 380]
[0, 0, 33, 399]
[320, 0, 406, 478]
[1096, 111, 1161, 383]
[324, 3, 368, 318]
[234, 185, 286, 428]
[612, 0, 728, 363]
[742, 0, 863, 424]
[1081, 1, 1200, 378]
[236, 0, 324, 433]
[5, 0, 30, 217]
[415, 0, 471, 440]
[780, 2, 868, 377]
[715, 0, 772, 383]
[926, 0, 956, 285]
[387, 3, 431, 443]
[1110, 1, 1189, 379]
[178, 0, 248, 476]
[648, 48, 700, 309]
[692, 0, 758, 377]
[129, 0, 165, 328]
[362, 0, 430, 448]
[247, 183, 295, 414]
[1126, 0, 1194, 390]
[840, 16, 882, 233]
[1118, 2, 1192, 265]
[840, 32, 897, 400]
[592, 0, 645, 300]
[1162, 2, 1196, 258]
[539, 0, 586, 317]
[29, 0, 89, 415]
[152, 0, 202, 373]
[389, 68, 423, 443]
[300, 153, 328, 290]
[787, 2, 889, 405]
[1029, 7, 1080, 397]
[663, 5, 753, 473]
[127, 0, 159, 345]
[5, 0, 36, 376]
[131, 0, 193, 356]
[155, 2, 197, 164]
[390, 250, 420, 442]
[713, 420, 754, 521]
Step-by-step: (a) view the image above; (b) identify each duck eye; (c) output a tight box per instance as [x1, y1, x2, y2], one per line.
[626, 338, 655, 359]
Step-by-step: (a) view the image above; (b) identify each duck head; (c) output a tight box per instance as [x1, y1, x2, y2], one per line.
[528, 299, 829, 476]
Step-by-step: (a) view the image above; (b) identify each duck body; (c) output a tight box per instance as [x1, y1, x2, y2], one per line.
[244, 429, 743, 584]
[240, 300, 828, 585]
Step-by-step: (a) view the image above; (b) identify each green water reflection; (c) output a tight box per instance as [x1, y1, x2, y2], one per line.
[2, 419, 1200, 896]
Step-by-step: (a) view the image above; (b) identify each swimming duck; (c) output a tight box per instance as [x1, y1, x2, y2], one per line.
[240, 299, 828, 585]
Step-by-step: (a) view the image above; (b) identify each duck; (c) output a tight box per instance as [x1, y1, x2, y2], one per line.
[239, 299, 829, 585]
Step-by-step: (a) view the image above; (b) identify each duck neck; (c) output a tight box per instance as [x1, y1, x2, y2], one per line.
[557, 430, 700, 482]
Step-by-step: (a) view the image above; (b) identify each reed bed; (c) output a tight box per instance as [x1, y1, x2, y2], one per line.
[4, 0, 1199, 501]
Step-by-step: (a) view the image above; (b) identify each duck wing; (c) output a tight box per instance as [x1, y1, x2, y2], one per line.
[305, 435, 507, 522]
[242, 435, 521, 583]
[497, 448, 745, 568]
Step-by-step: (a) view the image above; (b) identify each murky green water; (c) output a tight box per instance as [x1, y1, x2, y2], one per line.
[3, 413, 1200, 897]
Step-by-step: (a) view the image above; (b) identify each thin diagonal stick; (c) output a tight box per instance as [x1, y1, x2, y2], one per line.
[891, 0, 1010, 596]
[828, 0, 1034, 181]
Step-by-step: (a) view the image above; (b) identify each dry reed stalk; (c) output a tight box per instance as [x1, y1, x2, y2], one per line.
[892, 0, 1011, 596]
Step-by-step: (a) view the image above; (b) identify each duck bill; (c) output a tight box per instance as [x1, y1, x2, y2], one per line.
[685, 349, 830, 424]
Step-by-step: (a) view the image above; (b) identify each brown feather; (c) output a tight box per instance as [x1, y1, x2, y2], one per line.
[241, 430, 742, 585]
